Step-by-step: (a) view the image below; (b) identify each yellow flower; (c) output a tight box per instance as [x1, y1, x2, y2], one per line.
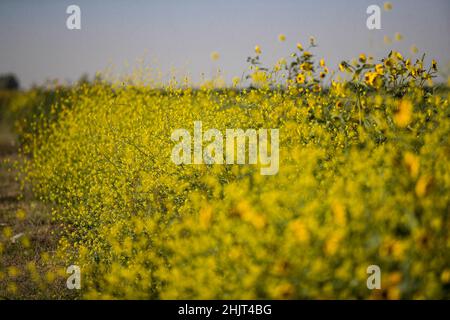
[394, 32, 403, 41]
[236, 201, 266, 229]
[278, 34, 286, 42]
[319, 59, 326, 67]
[296, 73, 305, 84]
[431, 59, 437, 71]
[199, 205, 213, 229]
[441, 270, 450, 283]
[300, 62, 312, 72]
[288, 220, 310, 243]
[384, 2, 393, 11]
[395, 51, 404, 61]
[388, 272, 403, 285]
[7, 283, 17, 294]
[254, 45, 262, 55]
[364, 72, 379, 87]
[2, 226, 12, 238]
[331, 201, 346, 226]
[296, 42, 303, 51]
[339, 63, 346, 72]
[332, 81, 346, 97]
[403, 152, 420, 178]
[210, 51, 220, 61]
[232, 76, 240, 87]
[415, 175, 432, 197]
[384, 58, 394, 68]
[375, 64, 384, 75]
[387, 287, 401, 300]
[272, 283, 295, 299]
[359, 54, 367, 63]
[8, 266, 20, 277]
[325, 231, 344, 256]
[394, 99, 413, 128]
[16, 209, 26, 220]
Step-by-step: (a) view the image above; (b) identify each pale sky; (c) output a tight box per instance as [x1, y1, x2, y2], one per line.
[0, 0, 449, 87]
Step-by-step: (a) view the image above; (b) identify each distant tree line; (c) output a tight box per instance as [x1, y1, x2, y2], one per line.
[0, 74, 20, 90]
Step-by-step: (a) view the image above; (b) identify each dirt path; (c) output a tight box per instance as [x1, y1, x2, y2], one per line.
[0, 123, 70, 299]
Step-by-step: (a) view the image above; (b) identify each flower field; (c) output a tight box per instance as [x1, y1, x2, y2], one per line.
[1, 43, 449, 299]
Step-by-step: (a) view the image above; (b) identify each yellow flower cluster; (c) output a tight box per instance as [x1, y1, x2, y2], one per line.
[2, 43, 449, 300]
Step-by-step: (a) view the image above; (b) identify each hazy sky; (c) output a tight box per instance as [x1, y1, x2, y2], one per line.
[0, 0, 449, 87]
